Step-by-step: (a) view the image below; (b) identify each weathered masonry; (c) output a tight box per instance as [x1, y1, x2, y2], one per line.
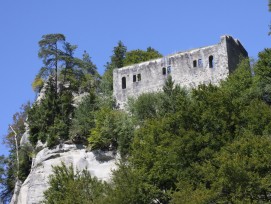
[113, 35, 248, 108]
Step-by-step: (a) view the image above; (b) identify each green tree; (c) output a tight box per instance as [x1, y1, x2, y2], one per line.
[111, 41, 127, 68]
[0, 156, 5, 185]
[99, 41, 127, 95]
[38, 34, 66, 95]
[128, 92, 162, 122]
[32, 76, 44, 93]
[123, 47, 162, 66]
[0, 155, 6, 194]
[28, 77, 57, 145]
[172, 134, 271, 203]
[170, 180, 215, 204]
[43, 163, 107, 204]
[82, 50, 98, 75]
[18, 144, 33, 181]
[69, 90, 98, 142]
[77, 51, 100, 92]
[60, 42, 78, 89]
[130, 117, 184, 203]
[1, 103, 32, 201]
[103, 164, 159, 204]
[29, 35, 101, 149]
[160, 75, 185, 115]
[0, 155, 9, 203]
[88, 108, 134, 155]
[254, 49, 271, 104]
[3, 103, 29, 149]
[28, 77, 75, 148]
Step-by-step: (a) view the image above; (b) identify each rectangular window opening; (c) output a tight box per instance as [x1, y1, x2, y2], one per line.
[167, 66, 171, 74]
[137, 74, 141, 81]
[133, 75, 136, 82]
[198, 59, 203, 68]
[193, 60, 197, 68]
[162, 67, 167, 75]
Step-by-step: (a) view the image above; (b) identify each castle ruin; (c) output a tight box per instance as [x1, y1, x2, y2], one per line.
[113, 35, 248, 108]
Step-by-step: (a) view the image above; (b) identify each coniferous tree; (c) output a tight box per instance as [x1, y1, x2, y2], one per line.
[38, 34, 66, 96]
[111, 41, 127, 69]
[78, 51, 100, 92]
[100, 41, 127, 95]
[82, 50, 98, 75]
[0, 155, 7, 202]
[61, 42, 77, 86]
[69, 90, 98, 142]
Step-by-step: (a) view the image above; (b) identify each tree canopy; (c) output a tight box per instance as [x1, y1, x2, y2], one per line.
[4, 30, 271, 204]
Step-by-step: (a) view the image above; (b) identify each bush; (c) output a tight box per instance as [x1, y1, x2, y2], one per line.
[88, 108, 135, 156]
[43, 163, 107, 204]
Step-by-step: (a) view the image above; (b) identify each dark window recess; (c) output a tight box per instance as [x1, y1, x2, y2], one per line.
[193, 60, 197, 67]
[133, 75, 136, 82]
[122, 77, 126, 89]
[209, 55, 214, 68]
[162, 67, 167, 75]
[167, 66, 171, 74]
[198, 59, 203, 67]
[137, 74, 141, 81]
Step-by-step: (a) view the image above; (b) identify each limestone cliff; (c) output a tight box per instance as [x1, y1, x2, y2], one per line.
[10, 143, 117, 204]
[10, 90, 118, 204]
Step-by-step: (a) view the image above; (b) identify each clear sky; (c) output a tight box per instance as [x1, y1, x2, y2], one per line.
[0, 1, 270, 155]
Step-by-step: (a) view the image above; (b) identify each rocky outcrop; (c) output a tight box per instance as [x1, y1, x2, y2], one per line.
[10, 144, 118, 204]
[10, 87, 116, 204]
[19, 123, 30, 146]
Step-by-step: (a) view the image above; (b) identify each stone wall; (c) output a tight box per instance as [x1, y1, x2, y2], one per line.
[113, 35, 248, 108]
[225, 36, 248, 73]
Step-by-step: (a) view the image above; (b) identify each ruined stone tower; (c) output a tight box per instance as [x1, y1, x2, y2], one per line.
[113, 35, 248, 108]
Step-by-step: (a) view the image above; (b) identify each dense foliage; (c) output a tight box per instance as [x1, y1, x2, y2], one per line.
[27, 34, 100, 148]
[43, 163, 108, 204]
[43, 48, 271, 203]
[1, 34, 163, 203]
[0, 103, 32, 202]
[123, 47, 163, 66]
[3, 29, 271, 203]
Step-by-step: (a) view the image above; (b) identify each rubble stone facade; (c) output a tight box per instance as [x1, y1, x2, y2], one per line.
[113, 35, 248, 108]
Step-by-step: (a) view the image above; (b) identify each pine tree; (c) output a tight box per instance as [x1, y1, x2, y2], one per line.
[38, 34, 66, 96]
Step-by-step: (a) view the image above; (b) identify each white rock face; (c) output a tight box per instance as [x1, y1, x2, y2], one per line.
[11, 144, 118, 204]
[20, 122, 30, 146]
[72, 92, 89, 107]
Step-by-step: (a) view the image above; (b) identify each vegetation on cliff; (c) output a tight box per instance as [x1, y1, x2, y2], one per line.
[0, 34, 162, 203]
[1, 4, 271, 201]
[43, 48, 271, 203]
[2, 31, 271, 203]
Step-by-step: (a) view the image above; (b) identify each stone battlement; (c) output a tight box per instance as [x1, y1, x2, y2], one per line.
[113, 35, 248, 108]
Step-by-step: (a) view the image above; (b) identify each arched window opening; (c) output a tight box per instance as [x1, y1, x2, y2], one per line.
[193, 60, 197, 68]
[122, 77, 126, 89]
[162, 67, 167, 75]
[209, 55, 214, 68]
[137, 74, 141, 81]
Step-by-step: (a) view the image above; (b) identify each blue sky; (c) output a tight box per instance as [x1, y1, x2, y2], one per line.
[0, 1, 270, 155]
